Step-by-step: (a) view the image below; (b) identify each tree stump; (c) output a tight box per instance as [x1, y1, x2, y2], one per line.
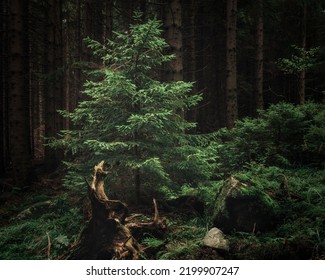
[67, 161, 166, 260]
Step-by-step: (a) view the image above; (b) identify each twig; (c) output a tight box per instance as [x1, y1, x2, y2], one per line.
[122, 236, 132, 247]
[46, 232, 51, 260]
[153, 198, 159, 225]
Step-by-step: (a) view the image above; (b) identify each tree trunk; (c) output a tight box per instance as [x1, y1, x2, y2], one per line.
[183, 0, 198, 125]
[8, 0, 32, 186]
[29, 1, 47, 162]
[63, 8, 71, 131]
[85, 0, 104, 44]
[254, 0, 264, 114]
[165, 0, 183, 82]
[226, 0, 238, 129]
[298, 1, 307, 105]
[44, 0, 62, 170]
[73, 0, 82, 110]
[34, 64, 45, 160]
[103, 0, 113, 41]
[55, 0, 64, 133]
[0, 0, 9, 175]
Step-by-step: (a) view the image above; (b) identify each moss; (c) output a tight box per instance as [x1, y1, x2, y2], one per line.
[213, 176, 281, 233]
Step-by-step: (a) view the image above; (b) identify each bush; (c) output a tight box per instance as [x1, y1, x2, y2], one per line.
[215, 102, 324, 172]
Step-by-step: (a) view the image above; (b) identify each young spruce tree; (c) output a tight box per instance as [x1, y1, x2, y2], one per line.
[52, 14, 215, 203]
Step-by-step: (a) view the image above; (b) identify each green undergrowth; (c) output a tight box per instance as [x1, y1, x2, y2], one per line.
[224, 165, 325, 259]
[141, 164, 325, 260]
[141, 217, 207, 260]
[0, 193, 83, 260]
[1, 163, 324, 259]
[228, 233, 319, 259]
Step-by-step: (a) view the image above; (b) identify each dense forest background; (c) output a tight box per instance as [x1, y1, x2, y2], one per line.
[0, 0, 324, 260]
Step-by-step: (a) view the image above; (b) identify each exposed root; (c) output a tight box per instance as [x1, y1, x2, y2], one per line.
[67, 161, 167, 260]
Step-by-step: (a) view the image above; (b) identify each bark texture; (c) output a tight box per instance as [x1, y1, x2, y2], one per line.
[226, 0, 238, 128]
[298, 2, 307, 105]
[255, 0, 264, 113]
[165, 0, 183, 82]
[8, 0, 31, 186]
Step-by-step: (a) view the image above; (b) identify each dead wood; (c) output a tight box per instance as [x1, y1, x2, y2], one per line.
[126, 199, 167, 240]
[66, 161, 167, 260]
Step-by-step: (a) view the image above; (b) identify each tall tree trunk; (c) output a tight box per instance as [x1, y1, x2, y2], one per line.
[73, 0, 82, 110]
[85, 0, 104, 44]
[165, 0, 183, 82]
[34, 62, 45, 160]
[0, 0, 9, 175]
[298, 1, 307, 105]
[254, 0, 264, 114]
[8, 0, 32, 186]
[184, 0, 198, 125]
[103, 0, 113, 41]
[140, 0, 146, 20]
[28, 1, 46, 161]
[226, 0, 238, 129]
[63, 6, 71, 131]
[55, 0, 64, 133]
[44, 0, 62, 170]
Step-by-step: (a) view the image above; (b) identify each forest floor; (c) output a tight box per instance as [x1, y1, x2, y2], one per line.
[0, 166, 325, 260]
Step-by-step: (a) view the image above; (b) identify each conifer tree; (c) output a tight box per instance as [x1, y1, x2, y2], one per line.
[51, 14, 215, 203]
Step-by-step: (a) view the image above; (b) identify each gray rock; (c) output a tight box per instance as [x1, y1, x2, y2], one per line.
[212, 176, 280, 233]
[202, 227, 229, 252]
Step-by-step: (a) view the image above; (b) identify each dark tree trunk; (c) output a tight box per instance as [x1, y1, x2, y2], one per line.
[298, 2, 307, 105]
[29, 1, 45, 161]
[85, 0, 104, 44]
[226, 0, 238, 129]
[0, 0, 9, 175]
[103, 0, 113, 41]
[73, 0, 82, 110]
[55, 0, 64, 133]
[165, 0, 183, 82]
[44, 0, 62, 171]
[254, 0, 264, 114]
[8, 0, 32, 186]
[183, 0, 198, 126]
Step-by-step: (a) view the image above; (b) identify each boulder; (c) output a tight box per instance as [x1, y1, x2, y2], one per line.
[212, 176, 280, 233]
[202, 227, 229, 252]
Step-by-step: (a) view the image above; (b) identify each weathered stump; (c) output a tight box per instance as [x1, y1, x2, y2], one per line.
[67, 161, 166, 260]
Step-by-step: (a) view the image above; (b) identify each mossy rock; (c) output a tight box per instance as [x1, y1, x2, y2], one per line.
[212, 176, 280, 233]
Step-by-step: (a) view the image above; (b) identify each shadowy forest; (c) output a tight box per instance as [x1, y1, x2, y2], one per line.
[0, 0, 325, 260]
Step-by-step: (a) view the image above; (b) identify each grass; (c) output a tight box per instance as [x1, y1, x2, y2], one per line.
[0, 192, 83, 260]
